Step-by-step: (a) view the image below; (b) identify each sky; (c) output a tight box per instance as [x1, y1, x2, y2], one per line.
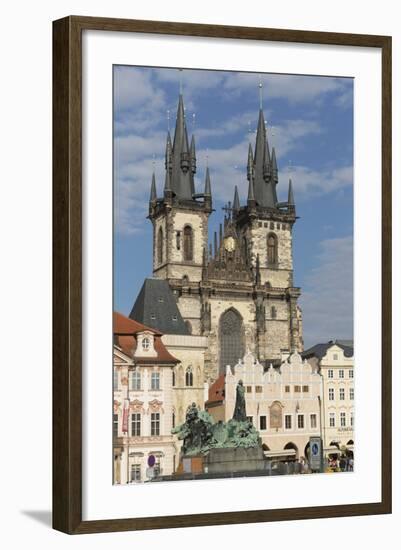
[113, 66, 353, 349]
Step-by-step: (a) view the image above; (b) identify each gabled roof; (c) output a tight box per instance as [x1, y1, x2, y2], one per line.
[302, 340, 354, 360]
[129, 278, 190, 335]
[113, 311, 178, 364]
[114, 311, 161, 336]
[205, 374, 225, 407]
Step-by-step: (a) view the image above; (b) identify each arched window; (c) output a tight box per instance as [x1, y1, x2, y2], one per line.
[183, 225, 193, 261]
[219, 308, 244, 374]
[267, 233, 278, 265]
[185, 367, 193, 387]
[184, 320, 192, 334]
[157, 226, 163, 264]
[172, 369, 176, 387]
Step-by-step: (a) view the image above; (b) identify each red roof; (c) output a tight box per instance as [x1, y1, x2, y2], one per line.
[205, 374, 225, 406]
[114, 311, 162, 336]
[114, 311, 178, 364]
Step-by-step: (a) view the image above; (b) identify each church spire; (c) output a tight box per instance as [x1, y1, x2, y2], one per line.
[170, 92, 194, 200]
[247, 143, 254, 182]
[204, 166, 212, 196]
[190, 135, 196, 174]
[165, 131, 172, 171]
[233, 185, 240, 212]
[149, 171, 157, 202]
[288, 178, 295, 207]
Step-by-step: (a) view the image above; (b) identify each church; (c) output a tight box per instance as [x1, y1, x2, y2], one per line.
[130, 90, 304, 383]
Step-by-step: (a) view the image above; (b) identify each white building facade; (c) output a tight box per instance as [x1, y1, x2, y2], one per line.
[304, 341, 354, 458]
[113, 313, 179, 484]
[206, 350, 323, 462]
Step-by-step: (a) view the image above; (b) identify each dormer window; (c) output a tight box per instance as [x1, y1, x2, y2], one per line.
[172, 315, 177, 321]
[150, 313, 156, 320]
[142, 337, 150, 351]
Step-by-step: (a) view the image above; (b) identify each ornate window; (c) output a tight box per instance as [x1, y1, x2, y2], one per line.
[267, 233, 278, 265]
[184, 320, 192, 334]
[130, 370, 141, 391]
[157, 226, 163, 264]
[219, 308, 244, 374]
[151, 412, 160, 436]
[151, 372, 160, 391]
[183, 225, 193, 261]
[185, 367, 193, 387]
[131, 413, 141, 436]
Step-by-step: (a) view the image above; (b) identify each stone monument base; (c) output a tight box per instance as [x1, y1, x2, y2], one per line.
[203, 446, 268, 474]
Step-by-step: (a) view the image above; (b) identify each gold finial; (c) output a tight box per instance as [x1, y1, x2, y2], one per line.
[258, 75, 263, 110]
[206, 148, 209, 167]
[192, 112, 196, 129]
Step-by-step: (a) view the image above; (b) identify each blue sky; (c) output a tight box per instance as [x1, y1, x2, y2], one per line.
[113, 66, 353, 349]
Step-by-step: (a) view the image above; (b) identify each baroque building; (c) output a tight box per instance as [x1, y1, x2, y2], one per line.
[303, 340, 354, 459]
[142, 91, 303, 383]
[113, 312, 179, 483]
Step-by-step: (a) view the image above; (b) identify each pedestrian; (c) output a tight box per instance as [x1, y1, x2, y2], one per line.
[348, 457, 354, 471]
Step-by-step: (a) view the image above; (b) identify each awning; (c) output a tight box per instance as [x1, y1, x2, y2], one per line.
[264, 449, 297, 458]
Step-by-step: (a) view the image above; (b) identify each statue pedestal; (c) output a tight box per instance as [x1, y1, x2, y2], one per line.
[203, 446, 268, 475]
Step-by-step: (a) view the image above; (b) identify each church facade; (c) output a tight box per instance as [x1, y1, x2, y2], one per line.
[145, 92, 303, 383]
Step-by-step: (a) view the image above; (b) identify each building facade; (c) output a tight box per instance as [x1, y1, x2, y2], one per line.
[113, 312, 179, 483]
[303, 341, 354, 458]
[130, 278, 209, 427]
[144, 91, 303, 383]
[206, 350, 323, 462]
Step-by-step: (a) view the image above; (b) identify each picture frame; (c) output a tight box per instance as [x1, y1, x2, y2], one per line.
[53, 15, 392, 534]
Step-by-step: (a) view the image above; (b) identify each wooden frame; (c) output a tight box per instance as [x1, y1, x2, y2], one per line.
[53, 15, 392, 534]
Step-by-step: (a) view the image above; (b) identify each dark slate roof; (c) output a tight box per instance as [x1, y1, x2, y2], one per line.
[302, 340, 354, 360]
[129, 278, 190, 335]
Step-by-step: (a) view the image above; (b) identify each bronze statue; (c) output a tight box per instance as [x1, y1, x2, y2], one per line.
[233, 380, 247, 422]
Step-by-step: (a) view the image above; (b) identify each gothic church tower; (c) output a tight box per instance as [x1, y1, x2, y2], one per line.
[145, 90, 303, 382]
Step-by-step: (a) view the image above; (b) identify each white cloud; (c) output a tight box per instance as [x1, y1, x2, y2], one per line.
[223, 73, 352, 106]
[114, 66, 166, 112]
[300, 236, 353, 347]
[280, 164, 353, 198]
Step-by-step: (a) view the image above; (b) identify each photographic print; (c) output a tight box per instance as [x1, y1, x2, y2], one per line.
[112, 65, 354, 485]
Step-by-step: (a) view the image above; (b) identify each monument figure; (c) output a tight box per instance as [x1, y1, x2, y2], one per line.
[232, 379, 247, 422]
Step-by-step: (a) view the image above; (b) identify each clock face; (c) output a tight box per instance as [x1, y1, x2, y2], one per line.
[224, 236, 236, 252]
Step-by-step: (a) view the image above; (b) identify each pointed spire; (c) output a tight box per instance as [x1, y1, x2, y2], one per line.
[190, 135, 196, 174]
[288, 178, 295, 206]
[170, 93, 193, 199]
[204, 166, 211, 196]
[250, 96, 276, 208]
[247, 143, 254, 181]
[150, 172, 157, 202]
[271, 147, 278, 183]
[247, 177, 255, 204]
[165, 131, 172, 171]
[233, 185, 240, 211]
[214, 231, 218, 257]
